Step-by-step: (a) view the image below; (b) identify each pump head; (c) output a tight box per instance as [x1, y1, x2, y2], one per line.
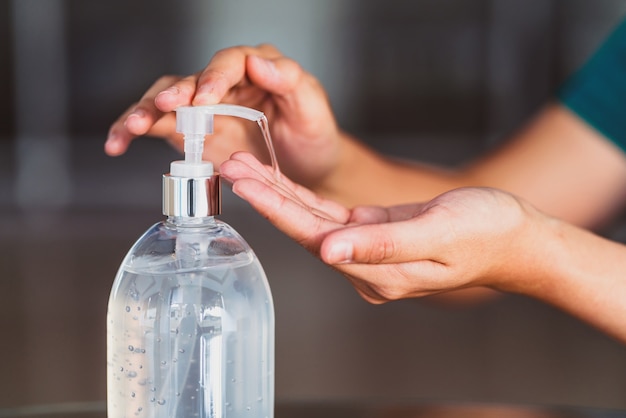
[163, 104, 266, 218]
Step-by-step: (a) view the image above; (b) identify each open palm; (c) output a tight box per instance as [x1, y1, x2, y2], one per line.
[221, 152, 540, 303]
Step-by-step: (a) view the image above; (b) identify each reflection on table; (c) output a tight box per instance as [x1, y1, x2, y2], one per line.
[1, 400, 625, 418]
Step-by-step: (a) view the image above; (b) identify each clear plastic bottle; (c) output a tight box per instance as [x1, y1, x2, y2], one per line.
[107, 105, 275, 418]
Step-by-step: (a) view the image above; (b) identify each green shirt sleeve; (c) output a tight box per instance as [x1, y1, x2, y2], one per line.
[557, 19, 626, 153]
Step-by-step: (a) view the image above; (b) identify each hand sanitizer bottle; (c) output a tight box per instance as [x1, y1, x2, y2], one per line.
[107, 105, 275, 418]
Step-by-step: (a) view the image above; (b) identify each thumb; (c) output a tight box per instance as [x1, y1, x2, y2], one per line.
[320, 218, 442, 265]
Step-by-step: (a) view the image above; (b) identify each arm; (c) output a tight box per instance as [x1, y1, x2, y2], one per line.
[505, 213, 626, 342]
[220, 152, 626, 343]
[321, 104, 626, 229]
[106, 45, 626, 230]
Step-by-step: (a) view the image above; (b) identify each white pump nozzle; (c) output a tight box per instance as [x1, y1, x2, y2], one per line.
[171, 105, 265, 178]
[164, 104, 270, 218]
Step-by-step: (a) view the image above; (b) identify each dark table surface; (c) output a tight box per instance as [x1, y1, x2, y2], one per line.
[1, 400, 625, 418]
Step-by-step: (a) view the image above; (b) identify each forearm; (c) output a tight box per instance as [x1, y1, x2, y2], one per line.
[314, 132, 464, 207]
[463, 104, 626, 228]
[317, 105, 626, 229]
[504, 213, 626, 343]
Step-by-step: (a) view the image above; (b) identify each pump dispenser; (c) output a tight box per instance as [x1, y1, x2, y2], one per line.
[107, 105, 275, 418]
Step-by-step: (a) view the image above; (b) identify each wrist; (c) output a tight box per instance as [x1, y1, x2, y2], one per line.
[311, 132, 383, 205]
[487, 198, 563, 296]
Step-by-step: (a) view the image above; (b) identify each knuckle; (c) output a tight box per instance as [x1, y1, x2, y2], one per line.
[255, 42, 279, 53]
[213, 46, 237, 58]
[158, 74, 180, 85]
[365, 236, 396, 264]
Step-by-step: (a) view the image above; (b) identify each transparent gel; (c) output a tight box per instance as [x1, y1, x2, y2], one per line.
[107, 105, 275, 418]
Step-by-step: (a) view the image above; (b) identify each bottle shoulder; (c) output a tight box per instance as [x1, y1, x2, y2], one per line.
[121, 218, 260, 275]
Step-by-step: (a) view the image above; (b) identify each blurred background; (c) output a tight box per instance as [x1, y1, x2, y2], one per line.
[2, 0, 626, 412]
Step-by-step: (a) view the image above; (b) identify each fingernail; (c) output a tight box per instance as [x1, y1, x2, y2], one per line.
[105, 133, 122, 155]
[255, 57, 278, 76]
[230, 183, 246, 200]
[127, 108, 146, 119]
[327, 241, 353, 264]
[158, 86, 180, 97]
[124, 108, 146, 128]
[251, 55, 277, 74]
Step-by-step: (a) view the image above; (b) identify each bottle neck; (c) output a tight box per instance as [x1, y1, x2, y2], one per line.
[166, 215, 217, 228]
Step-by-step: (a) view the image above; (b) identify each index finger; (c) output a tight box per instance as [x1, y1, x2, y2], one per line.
[222, 152, 351, 223]
[231, 176, 344, 255]
[193, 44, 283, 105]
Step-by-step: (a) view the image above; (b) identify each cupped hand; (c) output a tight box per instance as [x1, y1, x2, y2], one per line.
[220, 152, 545, 303]
[105, 44, 342, 187]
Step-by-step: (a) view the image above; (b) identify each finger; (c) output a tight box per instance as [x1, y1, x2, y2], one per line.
[192, 44, 282, 105]
[125, 75, 186, 134]
[347, 206, 392, 224]
[105, 103, 140, 156]
[348, 203, 430, 225]
[386, 203, 430, 221]
[335, 261, 454, 301]
[230, 177, 342, 254]
[320, 212, 446, 265]
[222, 152, 351, 223]
[154, 74, 201, 111]
[223, 151, 278, 183]
[226, 152, 313, 207]
[105, 76, 182, 156]
[246, 54, 303, 96]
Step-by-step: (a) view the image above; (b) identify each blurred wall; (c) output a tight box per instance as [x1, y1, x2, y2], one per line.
[2, 0, 626, 411]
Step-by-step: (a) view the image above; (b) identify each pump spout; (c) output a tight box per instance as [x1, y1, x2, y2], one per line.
[173, 105, 266, 175]
[198, 104, 264, 122]
[165, 104, 271, 219]
[176, 104, 264, 137]
[180, 104, 280, 178]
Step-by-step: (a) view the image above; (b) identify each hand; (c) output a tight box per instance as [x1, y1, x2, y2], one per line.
[220, 152, 545, 303]
[105, 44, 344, 187]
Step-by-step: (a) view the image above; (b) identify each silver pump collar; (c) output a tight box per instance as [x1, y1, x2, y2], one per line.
[163, 173, 221, 217]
